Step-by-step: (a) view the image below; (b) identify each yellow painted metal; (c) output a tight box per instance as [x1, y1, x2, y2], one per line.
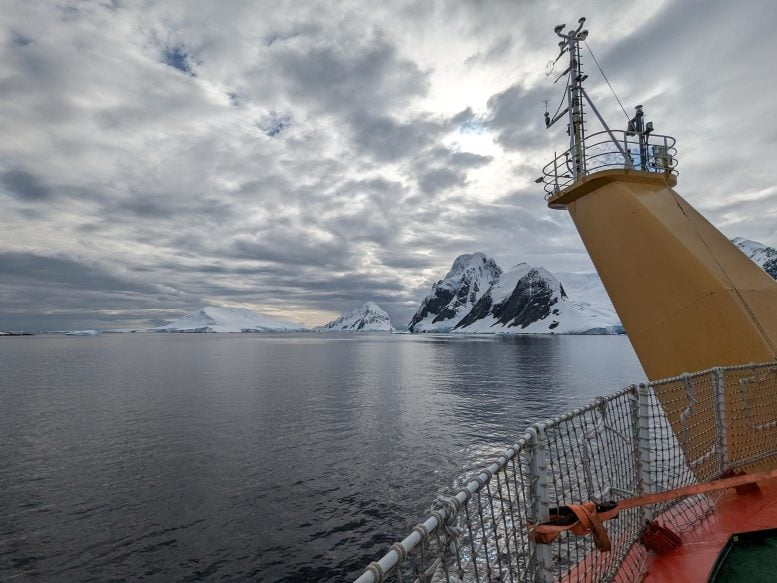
[547, 170, 777, 381]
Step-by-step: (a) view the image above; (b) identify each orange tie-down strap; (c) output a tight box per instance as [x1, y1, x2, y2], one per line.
[530, 468, 777, 551]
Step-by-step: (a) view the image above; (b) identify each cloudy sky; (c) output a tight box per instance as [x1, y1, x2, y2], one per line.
[1, 0, 776, 330]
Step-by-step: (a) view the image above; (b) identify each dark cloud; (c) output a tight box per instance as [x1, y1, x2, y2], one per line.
[12, 32, 32, 46]
[486, 83, 548, 150]
[0, 252, 162, 294]
[349, 112, 441, 162]
[418, 167, 465, 194]
[1, 169, 52, 201]
[266, 30, 439, 163]
[271, 35, 428, 115]
[229, 233, 353, 270]
[264, 23, 321, 48]
[449, 151, 493, 169]
[57, 4, 80, 21]
[0, 252, 192, 329]
[337, 176, 405, 200]
[375, 250, 436, 270]
[450, 107, 477, 127]
[323, 213, 395, 246]
[465, 34, 514, 66]
[409, 145, 491, 194]
[115, 196, 176, 219]
[0, 1, 774, 330]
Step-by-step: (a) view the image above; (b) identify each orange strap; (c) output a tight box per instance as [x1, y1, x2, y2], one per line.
[532, 501, 619, 549]
[568, 502, 611, 551]
[530, 468, 777, 549]
[617, 467, 777, 511]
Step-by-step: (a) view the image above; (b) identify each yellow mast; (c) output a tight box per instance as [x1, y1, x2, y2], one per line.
[548, 170, 777, 381]
[541, 20, 777, 382]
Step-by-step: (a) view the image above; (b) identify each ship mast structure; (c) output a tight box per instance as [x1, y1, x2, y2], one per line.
[540, 18, 777, 381]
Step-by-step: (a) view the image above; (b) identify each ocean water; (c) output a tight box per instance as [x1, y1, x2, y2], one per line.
[0, 333, 644, 582]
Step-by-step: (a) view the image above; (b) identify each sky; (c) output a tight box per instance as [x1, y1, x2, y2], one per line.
[1, 0, 776, 331]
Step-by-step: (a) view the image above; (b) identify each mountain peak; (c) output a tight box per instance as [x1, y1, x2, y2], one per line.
[409, 253, 621, 334]
[449, 252, 489, 272]
[732, 237, 777, 279]
[316, 302, 394, 332]
[408, 252, 503, 332]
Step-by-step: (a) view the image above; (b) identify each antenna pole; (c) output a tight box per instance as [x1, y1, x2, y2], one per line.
[551, 18, 589, 180]
[568, 33, 584, 179]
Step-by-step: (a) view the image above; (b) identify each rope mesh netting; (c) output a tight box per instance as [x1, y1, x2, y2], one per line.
[355, 362, 777, 583]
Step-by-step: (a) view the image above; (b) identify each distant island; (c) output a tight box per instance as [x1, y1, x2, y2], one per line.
[314, 302, 395, 332]
[4, 238, 774, 337]
[152, 307, 308, 333]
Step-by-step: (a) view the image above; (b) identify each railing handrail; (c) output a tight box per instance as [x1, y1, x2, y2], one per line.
[541, 129, 678, 198]
[353, 360, 777, 583]
[354, 383, 637, 583]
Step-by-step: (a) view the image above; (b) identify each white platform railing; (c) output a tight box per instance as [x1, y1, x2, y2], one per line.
[541, 130, 678, 198]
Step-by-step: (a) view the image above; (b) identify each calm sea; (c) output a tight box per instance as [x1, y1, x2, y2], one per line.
[0, 333, 644, 582]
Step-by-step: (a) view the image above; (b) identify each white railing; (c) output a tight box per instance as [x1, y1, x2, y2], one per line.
[541, 130, 678, 198]
[354, 362, 777, 583]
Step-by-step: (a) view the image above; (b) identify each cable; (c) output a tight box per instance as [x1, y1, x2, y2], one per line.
[549, 71, 570, 123]
[584, 40, 630, 122]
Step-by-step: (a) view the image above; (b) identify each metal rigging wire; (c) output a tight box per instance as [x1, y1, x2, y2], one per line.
[548, 71, 570, 122]
[584, 40, 630, 122]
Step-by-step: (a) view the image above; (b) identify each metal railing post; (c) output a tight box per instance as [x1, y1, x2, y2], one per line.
[527, 424, 553, 583]
[637, 383, 654, 521]
[713, 367, 729, 475]
[623, 133, 630, 168]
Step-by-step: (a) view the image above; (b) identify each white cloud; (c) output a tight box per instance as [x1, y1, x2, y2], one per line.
[0, 0, 774, 329]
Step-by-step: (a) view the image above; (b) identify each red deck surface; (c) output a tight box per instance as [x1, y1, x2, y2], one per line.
[644, 479, 777, 582]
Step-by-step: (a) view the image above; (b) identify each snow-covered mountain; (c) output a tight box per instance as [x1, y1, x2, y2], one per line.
[153, 307, 308, 333]
[408, 253, 502, 332]
[732, 237, 777, 279]
[455, 264, 620, 334]
[409, 254, 620, 335]
[554, 271, 620, 324]
[408, 237, 775, 335]
[315, 302, 395, 332]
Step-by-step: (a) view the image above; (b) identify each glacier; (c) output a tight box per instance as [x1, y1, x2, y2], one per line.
[152, 307, 308, 333]
[315, 302, 395, 332]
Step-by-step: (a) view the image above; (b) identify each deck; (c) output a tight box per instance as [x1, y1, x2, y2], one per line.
[645, 478, 777, 582]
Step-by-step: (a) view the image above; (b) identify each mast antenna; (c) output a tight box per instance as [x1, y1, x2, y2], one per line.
[544, 17, 588, 180]
[539, 19, 676, 196]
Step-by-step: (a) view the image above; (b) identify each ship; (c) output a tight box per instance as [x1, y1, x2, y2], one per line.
[354, 17, 777, 583]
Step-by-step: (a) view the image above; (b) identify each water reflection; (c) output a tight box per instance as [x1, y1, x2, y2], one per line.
[0, 333, 643, 582]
